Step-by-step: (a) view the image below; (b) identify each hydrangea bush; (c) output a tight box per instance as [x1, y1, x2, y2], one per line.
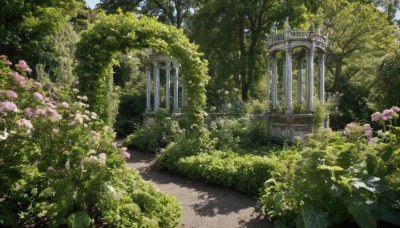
[0, 56, 182, 227]
[259, 107, 400, 227]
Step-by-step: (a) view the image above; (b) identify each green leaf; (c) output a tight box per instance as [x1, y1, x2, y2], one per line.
[67, 210, 91, 228]
[355, 214, 376, 228]
[301, 204, 328, 228]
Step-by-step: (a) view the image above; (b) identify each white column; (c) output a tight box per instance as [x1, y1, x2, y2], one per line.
[165, 61, 171, 110]
[181, 79, 185, 110]
[173, 62, 180, 112]
[285, 47, 293, 114]
[146, 66, 151, 113]
[282, 58, 286, 94]
[266, 60, 271, 112]
[297, 59, 303, 105]
[306, 44, 315, 113]
[153, 62, 160, 112]
[318, 53, 325, 104]
[272, 56, 278, 110]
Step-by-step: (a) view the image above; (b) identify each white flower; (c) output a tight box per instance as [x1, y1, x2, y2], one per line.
[0, 129, 9, 141]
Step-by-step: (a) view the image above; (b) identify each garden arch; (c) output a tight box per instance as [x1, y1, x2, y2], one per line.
[75, 12, 208, 128]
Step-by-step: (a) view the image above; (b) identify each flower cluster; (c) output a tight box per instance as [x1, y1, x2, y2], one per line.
[363, 123, 374, 144]
[371, 106, 399, 121]
[15, 60, 32, 73]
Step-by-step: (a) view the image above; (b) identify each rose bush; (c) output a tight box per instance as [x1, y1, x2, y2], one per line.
[0, 56, 182, 227]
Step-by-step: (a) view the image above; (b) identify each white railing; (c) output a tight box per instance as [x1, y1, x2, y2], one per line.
[268, 31, 327, 46]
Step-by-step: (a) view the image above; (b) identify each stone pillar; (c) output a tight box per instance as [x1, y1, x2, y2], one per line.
[266, 60, 271, 112]
[271, 55, 278, 110]
[173, 62, 180, 112]
[318, 52, 325, 104]
[284, 47, 293, 114]
[181, 79, 185, 110]
[165, 61, 171, 110]
[306, 44, 315, 113]
[153, 62, 160, 112]
[146, 66, 151, 113]
[297, 58, 303, 105]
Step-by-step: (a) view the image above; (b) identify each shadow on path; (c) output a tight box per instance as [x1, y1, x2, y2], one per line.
[125, 149, 273, 228]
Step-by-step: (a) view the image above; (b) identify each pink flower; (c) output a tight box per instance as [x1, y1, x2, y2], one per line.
[371, 112, 381, 122]
[24, 108, 34, 117]
[391, 106, 400, 113]
[16, 118, 33, 129]
[52, 128, 60, 134]
[382, 109, 396, 120]
[58, 102, 69, 108]
[0, 55, 6, 59]
[33, 92, 44, 101]
[363, 124, 373, 138]
[0, 101, 17, 112]
[11, 72, 26, 85]
[15, 60, 32, 73]
[4, 90, 17, 99]
[120, 147, 130, 159]
[32, 81, 42, 88]
[5, 60, 12, 65]
[90, 130, 99, 137]
[46, 108, 62, 121]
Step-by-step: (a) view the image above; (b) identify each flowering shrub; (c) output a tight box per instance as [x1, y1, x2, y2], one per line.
[0, 57, 181, 227]
[259, 107, 400, 227]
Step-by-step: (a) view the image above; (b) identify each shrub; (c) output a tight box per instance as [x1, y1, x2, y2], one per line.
[114, 93, 145, 138]
[123, 111, 184, 152]
[0, 56, 182, 227]
[259, 114, 400, 227]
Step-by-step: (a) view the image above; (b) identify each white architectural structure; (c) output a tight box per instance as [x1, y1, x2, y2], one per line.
[267, 19, 328, 139]
[145, 53, 185, 114]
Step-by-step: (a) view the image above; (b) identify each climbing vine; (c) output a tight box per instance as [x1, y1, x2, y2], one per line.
[75, 12, 209, 128]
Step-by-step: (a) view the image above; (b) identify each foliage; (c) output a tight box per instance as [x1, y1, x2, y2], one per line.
[372, 52, 400, 110]
[156, 137, 275, 195]
[0, 57, 182, 227]
[35, 22, 79, 99]
[75, 12, 209, 130]
[114, 93, 146, 137]
[191, 0, 310, 101]
[123, 111, 183, 152]
[0, 0, 83, 77]
[258, 110, 400, 227]
[208, 116, 269, 150]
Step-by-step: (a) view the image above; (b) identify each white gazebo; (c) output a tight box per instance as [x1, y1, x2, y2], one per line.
[144, 53, 186, 114]
[267, 19, 328, 139]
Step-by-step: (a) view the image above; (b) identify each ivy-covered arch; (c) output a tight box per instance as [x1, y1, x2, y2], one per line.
[75, 12, 208, 128]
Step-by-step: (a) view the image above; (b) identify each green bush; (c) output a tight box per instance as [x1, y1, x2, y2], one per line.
[259, 126, 400, 227]
[0, 56, 182, 227]
[123, 111, 184, 152]
[114, 93, 145, 138]
[156, 137, 275, 195]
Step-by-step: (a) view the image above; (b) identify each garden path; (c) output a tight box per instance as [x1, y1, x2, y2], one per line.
[125, 149, 272, 228]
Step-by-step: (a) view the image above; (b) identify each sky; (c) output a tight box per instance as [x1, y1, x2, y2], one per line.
[85, 0, 100, 9]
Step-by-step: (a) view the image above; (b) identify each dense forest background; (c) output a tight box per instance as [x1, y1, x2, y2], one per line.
[1, 0, 400, 133]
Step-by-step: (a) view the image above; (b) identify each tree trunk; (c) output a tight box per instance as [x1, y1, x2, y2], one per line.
[239, 15, 248, 101]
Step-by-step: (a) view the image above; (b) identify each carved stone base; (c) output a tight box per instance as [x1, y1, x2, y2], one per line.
[268, 113, 315, 140]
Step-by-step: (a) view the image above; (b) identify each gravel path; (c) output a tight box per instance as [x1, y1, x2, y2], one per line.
[125, 149, 272, 228]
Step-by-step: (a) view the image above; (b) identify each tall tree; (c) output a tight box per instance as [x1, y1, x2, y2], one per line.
[323, 2, 397, 91]
[0, 0, 82, 77]
[192, 0, 309, 101]
[98, 0, 142, 13]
